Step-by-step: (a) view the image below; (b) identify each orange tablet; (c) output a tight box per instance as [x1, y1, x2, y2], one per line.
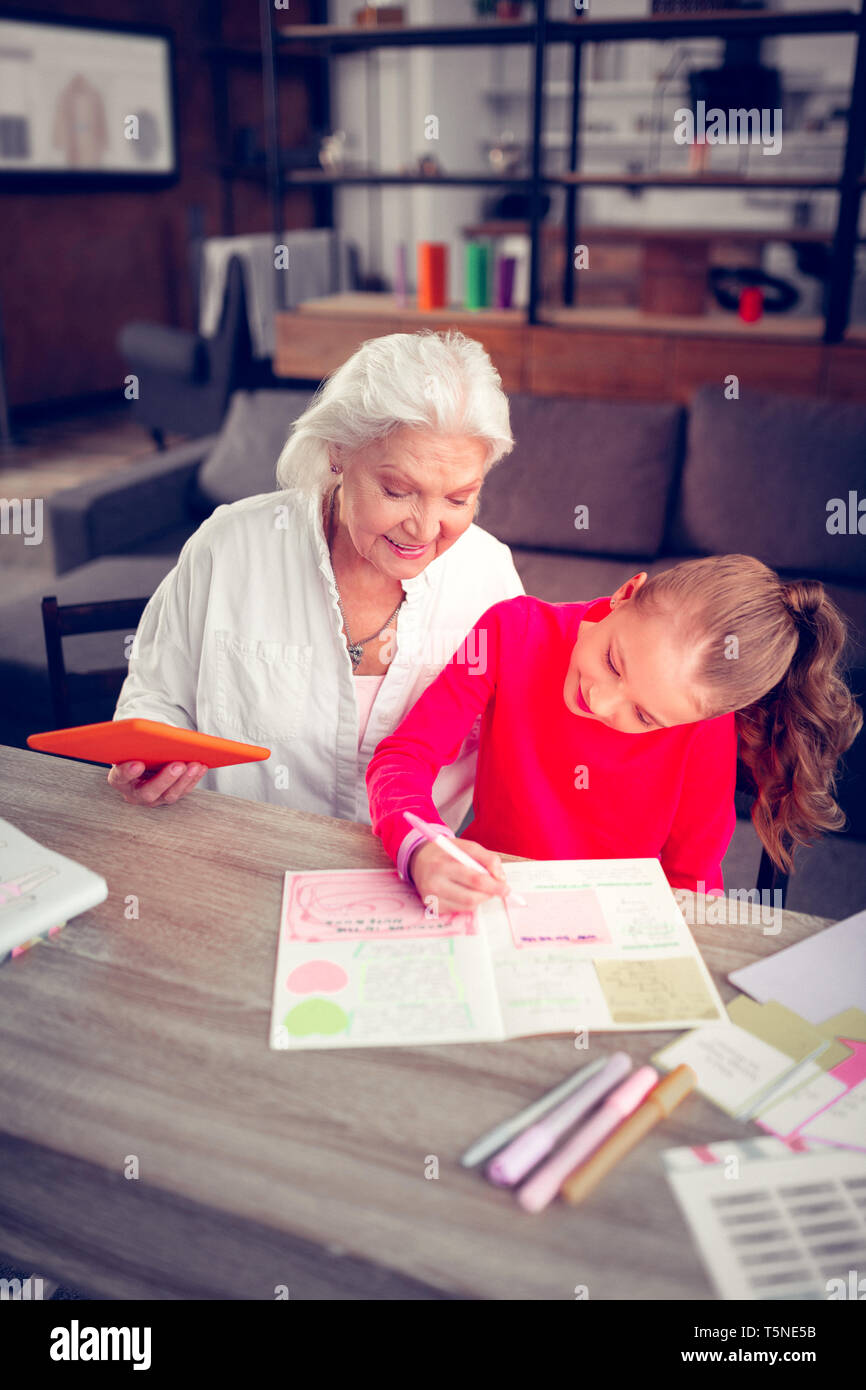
[27, 718, 270, 770]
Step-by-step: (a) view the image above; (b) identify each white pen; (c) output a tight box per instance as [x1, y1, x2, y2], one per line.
[403, 810, 528, 907]
[460, 1057, 609, 1168]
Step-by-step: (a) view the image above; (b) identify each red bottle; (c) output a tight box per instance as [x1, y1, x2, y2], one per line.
[739, 286, 764, 323]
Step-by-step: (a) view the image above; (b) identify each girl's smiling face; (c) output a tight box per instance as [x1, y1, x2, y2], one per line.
[563, 574, 710, 733]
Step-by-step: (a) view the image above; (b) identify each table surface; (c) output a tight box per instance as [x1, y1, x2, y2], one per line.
[0, 745, 833, 1301]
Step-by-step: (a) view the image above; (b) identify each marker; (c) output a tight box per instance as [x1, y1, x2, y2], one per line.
[560, 1064, 698, 1205]
[460, 1057, 609, 1168]
[485, 1051, 633, 1187]
[403, 811, 528, 907]
[517, 1065, 658, 1212]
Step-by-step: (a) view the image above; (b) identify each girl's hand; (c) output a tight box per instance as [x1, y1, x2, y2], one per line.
[409, 837, 509, 915]
[107, 760, 208, 807]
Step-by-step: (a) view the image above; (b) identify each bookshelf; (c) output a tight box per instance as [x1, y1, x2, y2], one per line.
[259, 2, 866, 346]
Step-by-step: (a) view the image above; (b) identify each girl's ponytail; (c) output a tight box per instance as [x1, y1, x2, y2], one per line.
[635, 556, 863, 874]
[737, 579, 863, 872]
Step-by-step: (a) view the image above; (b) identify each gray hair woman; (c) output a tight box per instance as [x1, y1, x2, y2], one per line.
[109, 330, 524, 830]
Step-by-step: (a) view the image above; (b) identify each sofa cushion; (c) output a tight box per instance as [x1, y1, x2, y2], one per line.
[121, 521, 200, 559]
[669, 387, 866, 583]
[509, 546, 866, 663]
[476, 395, 684, 559]
[193, 388, 313, 509]
[507, 548, 680, 606]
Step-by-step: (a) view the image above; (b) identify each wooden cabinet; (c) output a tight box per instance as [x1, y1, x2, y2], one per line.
[274, 295, 866, 402]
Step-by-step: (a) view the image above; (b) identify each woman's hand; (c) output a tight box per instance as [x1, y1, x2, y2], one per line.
[107, 761, 208, 807]
[409, 837, 509, 915]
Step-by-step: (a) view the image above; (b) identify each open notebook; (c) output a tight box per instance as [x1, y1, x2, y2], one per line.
[269, 858, 726, 1051]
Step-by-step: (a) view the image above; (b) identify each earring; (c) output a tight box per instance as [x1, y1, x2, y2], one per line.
[330, 463, 341, 474]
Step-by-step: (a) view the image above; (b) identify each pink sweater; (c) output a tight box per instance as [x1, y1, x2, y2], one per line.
[366, 595, 738, 893]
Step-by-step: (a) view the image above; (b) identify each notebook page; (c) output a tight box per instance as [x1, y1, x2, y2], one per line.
[269, 868, 504, 1050]
[480, 858, 726, 1038]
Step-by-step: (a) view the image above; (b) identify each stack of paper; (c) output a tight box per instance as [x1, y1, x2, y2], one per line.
[653, 910, 866, 1153]
[663, 1140, 866, 1300]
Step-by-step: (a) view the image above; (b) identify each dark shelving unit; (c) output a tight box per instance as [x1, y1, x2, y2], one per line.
[259, 1, 866, 342]
[202, 3, 329, 235]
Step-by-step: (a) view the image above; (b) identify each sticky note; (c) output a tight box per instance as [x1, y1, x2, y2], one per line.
[727, 996, 837, 1066]
[595, 956, 721, 1025]
[504, 887, 610, 949]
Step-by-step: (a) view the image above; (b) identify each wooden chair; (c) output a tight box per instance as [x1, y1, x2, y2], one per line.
[40, 595, 149, 729]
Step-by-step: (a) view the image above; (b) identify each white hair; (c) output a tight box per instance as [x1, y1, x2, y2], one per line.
[275, 329, 513, 494]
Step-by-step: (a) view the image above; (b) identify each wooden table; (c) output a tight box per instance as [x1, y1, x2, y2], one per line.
[0, 745, 833, 1301]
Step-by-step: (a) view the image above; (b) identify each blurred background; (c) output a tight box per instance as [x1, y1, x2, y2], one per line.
[0, 0, 864, 919]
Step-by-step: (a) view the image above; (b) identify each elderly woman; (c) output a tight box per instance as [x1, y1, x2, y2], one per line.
[109, 330, 524, 838]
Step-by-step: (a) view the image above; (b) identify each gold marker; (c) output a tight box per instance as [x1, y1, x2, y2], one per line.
[560, 1064, 697, 1205]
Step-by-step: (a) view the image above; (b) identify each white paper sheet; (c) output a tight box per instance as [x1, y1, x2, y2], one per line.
[664, 1144, 866, 1300]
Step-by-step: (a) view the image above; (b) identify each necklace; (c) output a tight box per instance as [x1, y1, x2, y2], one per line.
[327, 484, 404, 671]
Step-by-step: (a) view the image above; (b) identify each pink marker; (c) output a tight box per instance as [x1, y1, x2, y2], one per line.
[517, 1065, 659, 1213]
[485, 1051, 632, 1188]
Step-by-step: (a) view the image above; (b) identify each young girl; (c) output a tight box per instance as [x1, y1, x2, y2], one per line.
[365, 554, 862, 912]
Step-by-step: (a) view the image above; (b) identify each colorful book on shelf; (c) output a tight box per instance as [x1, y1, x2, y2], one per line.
[0, 816, 108, 965]
[269, 857, 726, 1051]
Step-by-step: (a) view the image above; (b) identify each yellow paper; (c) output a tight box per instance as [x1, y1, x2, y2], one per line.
[816, 1006, 866, 1052]
[727, 996, 840, 1065]
[595, 956, 720, 1025]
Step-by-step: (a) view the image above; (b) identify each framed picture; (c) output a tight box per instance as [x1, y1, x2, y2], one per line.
[0, 10, 178, 187]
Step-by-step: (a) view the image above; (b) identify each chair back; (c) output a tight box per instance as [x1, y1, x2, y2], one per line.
[41, 595, 149, 729]
[756, 846, 789, 908]
[205, 255, 253, 390]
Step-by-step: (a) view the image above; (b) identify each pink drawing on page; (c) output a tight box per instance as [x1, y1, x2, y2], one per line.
[283, 869, 476, 942]
[504, 888, 610, 949]
[287, 960, 349, 994]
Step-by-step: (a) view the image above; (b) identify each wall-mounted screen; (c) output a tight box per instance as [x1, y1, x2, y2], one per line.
[0, 14, 176, 181]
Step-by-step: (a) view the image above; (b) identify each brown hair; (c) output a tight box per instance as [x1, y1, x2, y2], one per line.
[634, 555, 863, 873]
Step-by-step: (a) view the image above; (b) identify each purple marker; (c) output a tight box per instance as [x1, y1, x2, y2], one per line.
[485, 1051, 633, 1187]
[495, 255, 516, 309]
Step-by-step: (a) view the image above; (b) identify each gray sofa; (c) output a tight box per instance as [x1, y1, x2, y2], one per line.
[1, 385, 863, 917]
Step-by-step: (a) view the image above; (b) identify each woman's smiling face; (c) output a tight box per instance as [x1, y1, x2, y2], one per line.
[563, 575, 710, 733]
[332, 426, 486, 575]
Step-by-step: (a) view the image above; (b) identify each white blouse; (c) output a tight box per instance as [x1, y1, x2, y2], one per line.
[114, 487, 524, 829]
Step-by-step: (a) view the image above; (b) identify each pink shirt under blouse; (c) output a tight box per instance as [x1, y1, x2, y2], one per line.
[355, 674, 387, 749]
